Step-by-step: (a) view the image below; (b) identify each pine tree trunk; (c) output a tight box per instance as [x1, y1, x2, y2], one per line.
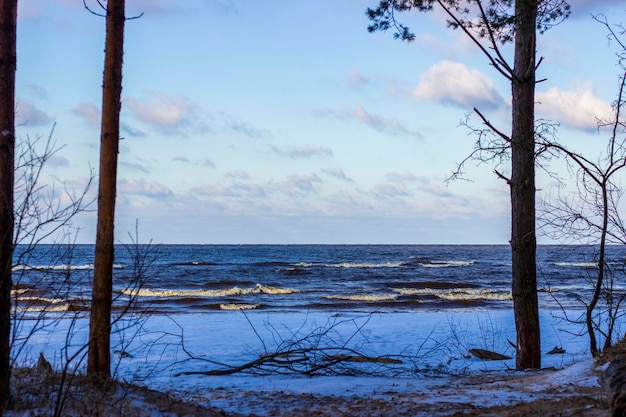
[88, 0, 125, 380]
[0, 0, 16, 407]
[511, 0, 541, 370]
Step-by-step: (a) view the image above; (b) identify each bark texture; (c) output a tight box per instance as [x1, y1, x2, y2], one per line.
[88, 0, 125, 380]
[602, 355, 626, 416]
[511, 0, 541, 370]
[0, 0, 16, 408]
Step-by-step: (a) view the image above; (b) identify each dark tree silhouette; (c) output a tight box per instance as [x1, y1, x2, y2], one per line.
[88, 0, 126, 380]
[366, 0, 569, 370]
[0, 0, 16, 406]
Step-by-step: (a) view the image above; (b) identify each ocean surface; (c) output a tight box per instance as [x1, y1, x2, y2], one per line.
[10, 244, 621, 317]
[9, 244, 623, 392]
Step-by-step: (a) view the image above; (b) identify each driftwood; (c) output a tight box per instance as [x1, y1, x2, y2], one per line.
[468, 348, 512, 361]
[323, 354, 403, 364]
[601, 355, 626, 416]
[546, 346, 565, 354]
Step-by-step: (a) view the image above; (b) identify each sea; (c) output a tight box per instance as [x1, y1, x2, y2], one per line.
[7, 244, 623, 401]
[10, 244, 620, 316]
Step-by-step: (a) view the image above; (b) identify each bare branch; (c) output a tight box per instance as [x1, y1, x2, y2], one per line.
[436, 0, 513, 81]
[474, 107, 510, 143]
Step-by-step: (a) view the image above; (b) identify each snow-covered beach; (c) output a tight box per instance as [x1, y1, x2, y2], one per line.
[10, 309, 608, 416]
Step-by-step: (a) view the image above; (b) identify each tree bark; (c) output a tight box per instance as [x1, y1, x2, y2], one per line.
[88, 0, 125, 380]
[0, 0, 16, 407]
[511, 0, 541, 370]
[601, 355, 626, 416]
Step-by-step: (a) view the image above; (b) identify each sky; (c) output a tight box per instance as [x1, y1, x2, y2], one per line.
[13, 0, 626, 244]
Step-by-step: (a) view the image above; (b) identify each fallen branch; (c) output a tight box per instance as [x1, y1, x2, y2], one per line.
[174, 313, 442, 377]
[469, 348, 512, 361]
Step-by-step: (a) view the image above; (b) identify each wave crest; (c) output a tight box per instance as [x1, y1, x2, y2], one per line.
[219, 303, 260, 310]
[393, 287, 511, 301]
[324, 294, 397, 302]
[418, 260, 475, 268]
[120, 283, 299, 298]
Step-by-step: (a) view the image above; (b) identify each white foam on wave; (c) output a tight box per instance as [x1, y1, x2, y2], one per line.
[12, 263, 124, 271]
[15, 305, 72, 313]
[11, 288, 30, 296]
[327, 262, 404, 268]
[393, 287, 511, 301]
[219, 303, 260, 310]
[18, 296, 66, 305]
[554, 262, 598, 267]
[120, 283, 299, 298]
[419, 260, 475, 268]
[324, 294, 397, 302]
[292, 262, 404, 269]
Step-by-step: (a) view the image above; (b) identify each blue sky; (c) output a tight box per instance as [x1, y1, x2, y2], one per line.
[14, 0, 626, 244]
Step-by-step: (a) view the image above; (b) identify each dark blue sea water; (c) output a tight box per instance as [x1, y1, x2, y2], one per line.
[10, 244, 623, 316]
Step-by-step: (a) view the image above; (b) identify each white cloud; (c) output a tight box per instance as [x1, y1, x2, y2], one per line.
[125, 92, 201, 135]
[373, 183, 412, 198]
[47, 155, 69, 168]
[190, 182, 266, 199]
[72, 103, 100, 128]
[16, 100, 52, 127]
[118, 178, 173, 198]
[536, 84, 613, 130]
[121, 123, 146, 138]
[322, 168, 353, 182]
[386, 171, 427, 184]
[413, 61, 505, 110]
[220, 113, 271, 139]
[270, 144, 333, 159]
[316, 106, 422, 138]
[224, 170, 251, 180]
[275, 173, 323, 196]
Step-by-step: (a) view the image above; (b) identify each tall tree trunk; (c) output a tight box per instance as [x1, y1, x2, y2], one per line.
[88, 0, 125, 380]
[588, 183, 609, 355]
[511, 0, 540, 370]
[0, 0, 16, 407]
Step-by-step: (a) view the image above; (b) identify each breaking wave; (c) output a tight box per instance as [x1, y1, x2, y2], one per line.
[219, 303, 260, 310]
[324, 294, 398, 302]
[418, 260, 476, 268]
[120, 283, 299, 298]
[554, 262, 598, 268]
[393, 287, 511, 301]
[13, 263, 124, 271]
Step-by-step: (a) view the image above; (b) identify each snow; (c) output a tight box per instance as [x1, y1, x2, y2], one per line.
[11, 309, 605, 416]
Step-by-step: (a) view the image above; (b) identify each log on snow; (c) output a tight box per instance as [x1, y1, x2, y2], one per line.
[468, 348, 512, 361]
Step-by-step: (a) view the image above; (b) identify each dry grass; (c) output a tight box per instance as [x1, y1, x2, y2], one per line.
[7, 367, 227, 417]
